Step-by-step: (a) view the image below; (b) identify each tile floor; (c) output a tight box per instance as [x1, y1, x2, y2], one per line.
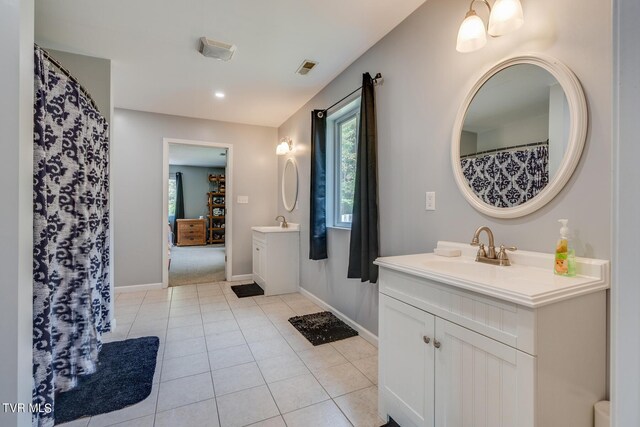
[59, 282, 383, 427]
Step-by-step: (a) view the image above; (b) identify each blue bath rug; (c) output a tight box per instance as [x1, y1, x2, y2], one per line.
[54, 336, 159, 425]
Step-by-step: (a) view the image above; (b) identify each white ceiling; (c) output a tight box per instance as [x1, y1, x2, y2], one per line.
[35, 0, 426, 127]
[169, 144, 227, 168]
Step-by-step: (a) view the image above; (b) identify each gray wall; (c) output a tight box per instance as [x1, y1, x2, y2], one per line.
[612, 0, 640, 424]
[277, 0, 612, 335]
[169, 165, 222, 222]
[46, 49, 112, 125]
[476, 113, 549, 151]
[113, 108, 277, 287]
[0, 0, 34, 425]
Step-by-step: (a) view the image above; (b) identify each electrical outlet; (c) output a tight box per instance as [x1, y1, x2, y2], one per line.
[237, 195, 249, 204]
[426, 192, 436, 211]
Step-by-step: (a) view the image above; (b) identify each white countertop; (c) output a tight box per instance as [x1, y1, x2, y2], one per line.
[252, 223, 300, 233]
[374, 241, 609, 308]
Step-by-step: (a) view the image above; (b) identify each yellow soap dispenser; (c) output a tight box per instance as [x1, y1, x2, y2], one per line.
[554, 219, 576, 277]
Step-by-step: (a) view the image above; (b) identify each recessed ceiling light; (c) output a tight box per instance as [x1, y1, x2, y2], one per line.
[214, 92, 225, 99]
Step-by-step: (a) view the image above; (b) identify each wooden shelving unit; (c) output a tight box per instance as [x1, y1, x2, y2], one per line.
[207, 174, 226, 244]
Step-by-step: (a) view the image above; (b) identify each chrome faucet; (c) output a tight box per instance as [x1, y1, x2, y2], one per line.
[470, 226, 517, 266]
[275, 215, 288, 228]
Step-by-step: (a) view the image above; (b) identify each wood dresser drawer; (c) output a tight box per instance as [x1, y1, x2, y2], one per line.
[176, 219, 207, 246]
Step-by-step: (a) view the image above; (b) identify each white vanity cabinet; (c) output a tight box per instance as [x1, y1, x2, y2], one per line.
[380, 292, 535, 427]
[251, 225, 299, 296]
[376, 242, 609, 427]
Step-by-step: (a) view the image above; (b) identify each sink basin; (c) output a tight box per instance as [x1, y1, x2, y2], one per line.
[374, 241, 609, 307]
[252, 223, 299, 233]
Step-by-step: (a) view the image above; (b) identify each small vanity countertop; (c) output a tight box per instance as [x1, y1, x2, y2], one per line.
[252, 223, 300, 233]
[374, 241, 610, 308]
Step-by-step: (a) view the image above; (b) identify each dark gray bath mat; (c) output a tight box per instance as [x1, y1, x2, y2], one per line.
[231, 282, 265, 298]
[380, 417, 401, 427]
[288, 311, 358, 345]
[54, 336, 159, 425]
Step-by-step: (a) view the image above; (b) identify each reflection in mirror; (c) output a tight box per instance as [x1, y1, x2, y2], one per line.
[459, 64, 570, 208]
[282, 158, 298, 212]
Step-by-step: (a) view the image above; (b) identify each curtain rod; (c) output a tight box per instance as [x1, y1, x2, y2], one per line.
[460, 140, 549, 159]
[35, 44, 101, 112]
[316, 73, 382, 118]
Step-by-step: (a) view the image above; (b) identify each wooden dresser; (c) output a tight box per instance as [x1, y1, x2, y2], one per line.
[176, 219, 206, 246]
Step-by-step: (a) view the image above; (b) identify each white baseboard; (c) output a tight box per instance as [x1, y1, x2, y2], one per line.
[298, 288, 378, 347]
[114, 283, 163, 293]
[230, 274, 253, 282]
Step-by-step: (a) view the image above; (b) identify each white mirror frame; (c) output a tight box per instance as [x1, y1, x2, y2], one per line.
[451, 54, 588, 218]
[282, 158, 298, 212]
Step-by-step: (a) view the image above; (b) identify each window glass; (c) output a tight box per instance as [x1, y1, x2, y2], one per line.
[168, 176, 177, 217]
[328, 98, 360, 228]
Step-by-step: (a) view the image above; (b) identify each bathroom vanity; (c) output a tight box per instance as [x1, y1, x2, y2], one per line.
[251, 224, 299, 295]
[376, 241, 609, 427]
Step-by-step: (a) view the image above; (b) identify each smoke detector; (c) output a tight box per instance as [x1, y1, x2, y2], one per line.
[198, 37, 236, 61]
[296, 60, 318, 75]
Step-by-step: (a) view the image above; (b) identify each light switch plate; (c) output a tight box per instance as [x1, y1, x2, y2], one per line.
[426, 192, 436, 211]
[237, 195, 249, 204]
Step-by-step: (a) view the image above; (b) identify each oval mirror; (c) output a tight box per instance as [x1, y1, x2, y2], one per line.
[451, 55, 587, 218]
[282, 158, 298, 212]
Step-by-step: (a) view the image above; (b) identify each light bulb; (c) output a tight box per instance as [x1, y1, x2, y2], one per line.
[456, 10, 487, 53]
[276, 141, 291, 155]
[488, 0, 524, 36]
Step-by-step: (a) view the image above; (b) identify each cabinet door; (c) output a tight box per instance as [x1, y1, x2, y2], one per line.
[252, 240, 266, 285]
[379, 294, 435, 427]
[434, 318, 535, 427]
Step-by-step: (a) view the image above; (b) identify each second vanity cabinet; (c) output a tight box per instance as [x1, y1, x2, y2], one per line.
[376, 243, 609, 427]
[251, 225, 299, 296]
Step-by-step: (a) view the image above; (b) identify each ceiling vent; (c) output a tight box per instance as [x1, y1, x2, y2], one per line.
[296, 60, 318, 75]
[198, 37, 236, 61]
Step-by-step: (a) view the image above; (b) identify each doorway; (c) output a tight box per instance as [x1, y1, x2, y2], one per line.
[162, 138, 233, 287]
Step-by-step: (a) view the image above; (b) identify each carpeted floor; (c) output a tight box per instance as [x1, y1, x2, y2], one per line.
[169, 245, 226, 286]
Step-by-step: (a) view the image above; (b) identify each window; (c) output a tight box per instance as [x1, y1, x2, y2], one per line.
[168, 175, 177, 217]
[328, 98, 360, 228]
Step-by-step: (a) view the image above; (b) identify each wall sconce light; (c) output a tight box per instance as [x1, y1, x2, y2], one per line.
[276, 137, 293, 155]
[456, 0, 524, 53]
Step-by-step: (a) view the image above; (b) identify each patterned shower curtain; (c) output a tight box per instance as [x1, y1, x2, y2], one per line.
[32, 46, 111, 427]
[460, 145, 549, 207]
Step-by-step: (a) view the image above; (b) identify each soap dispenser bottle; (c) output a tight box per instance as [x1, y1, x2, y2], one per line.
[554, 219, 576, 277]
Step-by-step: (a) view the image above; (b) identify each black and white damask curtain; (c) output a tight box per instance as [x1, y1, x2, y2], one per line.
[460, 145, 549, 207]
[32, 46, 111, 427]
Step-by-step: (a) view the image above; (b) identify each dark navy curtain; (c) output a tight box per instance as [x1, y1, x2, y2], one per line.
[348, 73, 380, 283]
[173, 172, 185, 244]
[309, 110, 328, 260]
[33, 46, 111, 427]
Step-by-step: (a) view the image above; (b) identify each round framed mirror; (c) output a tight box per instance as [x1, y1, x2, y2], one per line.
[451, 54, 587, 218]
[282, 158, 298, 212]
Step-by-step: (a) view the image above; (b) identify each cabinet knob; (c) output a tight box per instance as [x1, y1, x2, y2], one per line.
[433, 339, 441, 349]
[423, 336, 431, 344]
[256, 248, 260, 251]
